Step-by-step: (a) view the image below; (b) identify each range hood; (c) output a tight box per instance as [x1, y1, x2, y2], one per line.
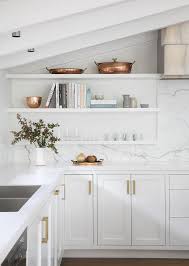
[161, 22, 189, 79]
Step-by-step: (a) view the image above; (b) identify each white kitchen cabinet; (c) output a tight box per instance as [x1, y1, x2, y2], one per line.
[64, 175, 93, 246]
[53, 187, 64, 266]
[170, 218, 189, 246]
[27, 215, 41, 266]
[97, 174, 165, 247]
[40, 199, 54, 266]
[169, 175, 189, 245]
[132, 175, 165, 246]
[98, 175, 131, 246]
[27, 194, 60, 266]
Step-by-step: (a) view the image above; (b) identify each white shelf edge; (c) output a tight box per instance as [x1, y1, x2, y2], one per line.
[6, 73, 161, 80]
[60, 141, 157, 145]
[7, 108, 160, 113]
[10, 141, 157, 146]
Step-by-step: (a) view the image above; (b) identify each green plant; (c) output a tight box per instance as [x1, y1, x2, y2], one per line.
[11, 114, 61, 154]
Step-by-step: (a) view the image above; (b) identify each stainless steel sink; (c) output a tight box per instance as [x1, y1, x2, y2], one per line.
[0, 185, 40, 212]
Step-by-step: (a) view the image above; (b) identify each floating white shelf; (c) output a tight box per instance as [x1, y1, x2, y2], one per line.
[11, 140, 156, 146]
[6, 73, 161, 80]
[7, 108, 159, 113]
[60, 140, 156, 145]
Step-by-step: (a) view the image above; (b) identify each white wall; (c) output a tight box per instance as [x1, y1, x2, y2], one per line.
[9, 32, 158, 74]
[7, 32, 189, 163]
[0, 71, 9, 164]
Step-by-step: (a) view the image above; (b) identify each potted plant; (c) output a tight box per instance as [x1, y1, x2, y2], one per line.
[11, 114, 60, 165]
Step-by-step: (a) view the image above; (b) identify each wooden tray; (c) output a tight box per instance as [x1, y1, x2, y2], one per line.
[71, 159, 103, 166]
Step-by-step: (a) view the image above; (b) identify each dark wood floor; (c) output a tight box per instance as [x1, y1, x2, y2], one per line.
[62, 259, 189, 266]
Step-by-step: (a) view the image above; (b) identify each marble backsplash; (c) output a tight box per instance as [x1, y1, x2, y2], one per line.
[9, 79, 189, 164]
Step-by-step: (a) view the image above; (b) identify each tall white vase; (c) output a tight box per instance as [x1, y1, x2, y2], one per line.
[35, 148, 46, 166]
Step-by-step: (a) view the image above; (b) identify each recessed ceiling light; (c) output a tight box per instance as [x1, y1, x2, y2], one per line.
[27, 48, 35, 53]
[12, 31, 21, 38]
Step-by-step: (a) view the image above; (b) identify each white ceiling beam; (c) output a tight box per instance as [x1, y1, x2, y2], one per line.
[0, 0, 189, 57]
[1, 4, 189, 69]
[0, 0, 124, 34]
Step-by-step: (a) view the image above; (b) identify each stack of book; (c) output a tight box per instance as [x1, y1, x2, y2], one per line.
[45, 83, 91, 108]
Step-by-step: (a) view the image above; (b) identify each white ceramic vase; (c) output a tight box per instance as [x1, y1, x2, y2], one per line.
[35, 147, 46, 166]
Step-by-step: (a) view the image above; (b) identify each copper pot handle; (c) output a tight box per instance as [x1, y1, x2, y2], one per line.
[82, 68, 87, 73]
[46, 67, 50, 72]
[131, 61, 136, 65]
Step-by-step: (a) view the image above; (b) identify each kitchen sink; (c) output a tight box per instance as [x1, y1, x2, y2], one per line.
[0, 185, 40, 212]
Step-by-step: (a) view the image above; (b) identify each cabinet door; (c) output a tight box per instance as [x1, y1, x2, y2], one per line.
[132, 175, 165, 246]
[98, 175, 131, 246]
[64, 175, 93, 246]
[27, 215, 41, 266]
[53, 187, 64, 266]
[40, 198, 54, 266]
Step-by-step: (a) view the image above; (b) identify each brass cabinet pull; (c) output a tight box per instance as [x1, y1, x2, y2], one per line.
[53, 190, 59, 196]
[127, 180, 130, 194]
[42, 217, 48, 243]
[132, 180, 136, 195]
[88, 180, 92, 195]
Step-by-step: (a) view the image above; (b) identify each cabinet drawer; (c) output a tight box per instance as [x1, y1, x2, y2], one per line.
[170, 218, 189, 246]
[170, 175, 189, 189]
[170, 190, 189, 217]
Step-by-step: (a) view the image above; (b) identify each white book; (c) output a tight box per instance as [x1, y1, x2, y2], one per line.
[71, 83, 75, 108]
[45, 83, 56, 107]
[80, 84, 84, 108]
[74, 83, 78, 109]
[77, 84, 81, 108]
[83, 84, 87, 108]
[55, 83, 59, 108]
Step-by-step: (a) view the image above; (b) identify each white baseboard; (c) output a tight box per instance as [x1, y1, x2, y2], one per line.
[64, 249, 189, 259]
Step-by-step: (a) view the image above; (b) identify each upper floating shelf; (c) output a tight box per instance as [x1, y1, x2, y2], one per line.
[6, 74, 161, 80]
[7, 108, 160, 113]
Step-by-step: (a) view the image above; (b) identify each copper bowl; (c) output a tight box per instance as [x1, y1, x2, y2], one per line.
[94, 58, 135, 74]
[26, 96, 42, 108]
[46, 67, 87, 74]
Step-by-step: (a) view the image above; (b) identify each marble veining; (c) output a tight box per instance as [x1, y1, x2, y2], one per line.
[8, 79, 189, 164]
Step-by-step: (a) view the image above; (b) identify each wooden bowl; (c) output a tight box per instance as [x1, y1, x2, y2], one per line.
[26, 96, 42, 108]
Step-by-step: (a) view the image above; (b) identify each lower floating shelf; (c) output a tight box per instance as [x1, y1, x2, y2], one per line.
[7, 108, 159, 113]
[60, 140, 156, 145]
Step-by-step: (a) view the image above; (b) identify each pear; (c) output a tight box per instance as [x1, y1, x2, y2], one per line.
[76, 153, 86, 163]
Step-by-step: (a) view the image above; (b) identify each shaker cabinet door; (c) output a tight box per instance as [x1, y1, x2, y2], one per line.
[98, 175, 131, 246]
[132, 175, 165, 246]
[64, 175, 93, 246]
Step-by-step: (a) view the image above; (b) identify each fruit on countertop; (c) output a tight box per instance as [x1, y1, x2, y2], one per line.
[76, 153, 86, 163]
[86, 155, 97, 163]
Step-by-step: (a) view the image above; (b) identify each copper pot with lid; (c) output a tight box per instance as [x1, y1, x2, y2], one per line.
[94, 58, 135, 74]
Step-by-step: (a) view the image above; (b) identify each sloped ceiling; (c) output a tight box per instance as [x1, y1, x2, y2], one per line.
[9, 31, 158, 73]
[0, 0, 189, 69]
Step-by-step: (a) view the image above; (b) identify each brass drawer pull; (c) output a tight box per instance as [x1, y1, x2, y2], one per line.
[42, 217, 48, 243]
[88, 180, 92, 195]
[127, 180, 130, 194]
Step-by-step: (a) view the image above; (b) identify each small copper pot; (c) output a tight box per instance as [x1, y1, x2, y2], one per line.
[94, 58, 135, 74]
[26, 96, 42, 108]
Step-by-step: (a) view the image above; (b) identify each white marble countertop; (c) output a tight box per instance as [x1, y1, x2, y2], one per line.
[0, 160, 189, 263]
[61, 160, 189, 172]
[0, 164, 61, 264]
